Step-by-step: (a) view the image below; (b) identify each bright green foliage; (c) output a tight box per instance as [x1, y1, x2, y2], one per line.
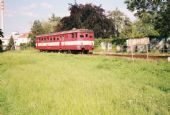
[6, 36, 15, 50]
[107, 9, 131, 37]
[31, 20, 45, 36]
[42, 14, 61, 33]
[28, 33, 36, 47]
[120, 20, 159, 39]
[0, 50, 170, 115]
[132, 20, 159, 38]
[125, 0, 170, 37]
[155, 1, 170, 37]
[30, 15, 61, 47]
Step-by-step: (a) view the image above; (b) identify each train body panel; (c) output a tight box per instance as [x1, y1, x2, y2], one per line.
[36, 29, 94, 53]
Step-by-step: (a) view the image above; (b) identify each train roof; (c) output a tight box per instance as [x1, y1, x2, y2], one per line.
[36, 29, 94, 37]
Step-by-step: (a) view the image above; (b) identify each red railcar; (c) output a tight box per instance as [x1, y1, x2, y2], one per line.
[36, 29, 94, 53]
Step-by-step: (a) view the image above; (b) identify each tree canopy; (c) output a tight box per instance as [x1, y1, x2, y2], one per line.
[107, 9, 131, 37]
[0, 29, 3, 38]
[125, 0, 170, 37]
[31, 20, 45, 35]
[60, 3, 114, 38]
[6, 36, 15, 50]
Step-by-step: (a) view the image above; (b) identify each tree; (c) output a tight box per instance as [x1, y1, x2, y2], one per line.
[0, 29, 3, 52]
[31, 20, 45, 35]
[28, 33, 36, 47]
[120, 20, 159, 39]
[6, 36, 15, 50]
[41, 21, 53, 34]
[155, 1, 170, 37]
[60, 3, 114, 38]
[0, 39, 2, 52]
[0, 29, 3, 37]
[48, 14, 61, 32]
[30, 20, 45, 47]
[107, 9, 131, 37]
[125, 0, 169, 37]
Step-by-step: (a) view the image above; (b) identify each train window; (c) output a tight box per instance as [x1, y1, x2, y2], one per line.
[53, 38, 55, 41]
[71, 33, 74, 38]
[80, 35, 84, 38]
[50, 38, 52, 41]
[86, 34, 88, 38]
[89, 36, 93, 38]
[57, 38, 59, 41]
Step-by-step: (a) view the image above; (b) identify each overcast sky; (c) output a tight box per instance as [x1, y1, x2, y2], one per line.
[3, 0, 136, 35]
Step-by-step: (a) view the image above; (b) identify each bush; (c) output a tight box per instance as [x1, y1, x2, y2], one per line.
[20, 43, 31, 50]
[0, 39, 3, 52]
[94, 38, 127, 48]
[6, 36, 15, 51]
[94, 38, 113, 47]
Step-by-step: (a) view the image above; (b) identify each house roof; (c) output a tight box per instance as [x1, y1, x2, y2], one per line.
[18, 32, 31, 38]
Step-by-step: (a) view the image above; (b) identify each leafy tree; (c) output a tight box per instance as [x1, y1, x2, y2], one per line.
[28, 33, 36, 47]
[107, 9, 131, 37]
[155, 1, 170, 37]
[32, 14, 61, 35]
[31, 20, 45, 35]
[132, 20, 159, 38]
[0, 29, 3, 37]
[121, 20, 159, 39]
[0, 39, 2, 52]
[41, 21, 53, 34]
[60, 3, 114, 38]
[0, 29, 3, 52]
[49, 14, 61, 22]
[6, 36, 15, 50]
[125, 0, 169, 37]
[48, 14, 61, 32]
[30, 20, 45, 47]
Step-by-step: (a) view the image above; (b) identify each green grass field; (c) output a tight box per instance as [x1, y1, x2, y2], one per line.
[0, 50, 170, 115]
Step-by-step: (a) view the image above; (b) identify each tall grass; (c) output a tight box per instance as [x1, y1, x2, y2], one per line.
[0, 50, 170, 115]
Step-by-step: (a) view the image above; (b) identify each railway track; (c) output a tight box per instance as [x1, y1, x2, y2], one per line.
[91, 53, 170, 60]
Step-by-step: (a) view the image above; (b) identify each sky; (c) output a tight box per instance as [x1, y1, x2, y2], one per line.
[2, 0, 136, 36]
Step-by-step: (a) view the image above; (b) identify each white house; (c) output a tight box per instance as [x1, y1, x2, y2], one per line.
[14, 32, 31, 50]
[1, 32, 31, 50]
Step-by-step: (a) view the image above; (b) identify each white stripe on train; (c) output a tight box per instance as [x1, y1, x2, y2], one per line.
[37, 41, 94, 47]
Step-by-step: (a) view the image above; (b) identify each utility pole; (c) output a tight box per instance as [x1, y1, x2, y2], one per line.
[0, 0, 4, 32]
